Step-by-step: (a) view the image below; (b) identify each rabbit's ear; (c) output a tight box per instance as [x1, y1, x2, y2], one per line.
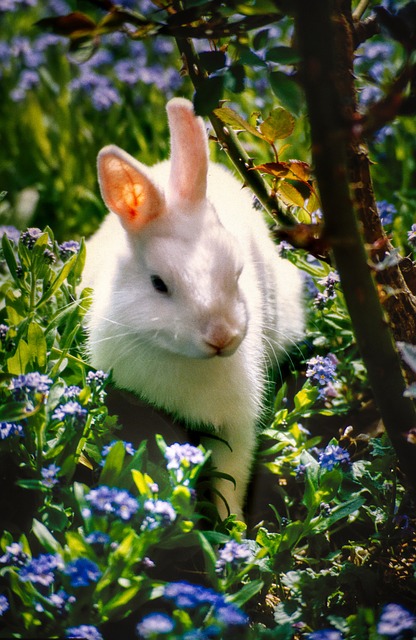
[166, 98, 208, 207]
[97, 145, 166, 232]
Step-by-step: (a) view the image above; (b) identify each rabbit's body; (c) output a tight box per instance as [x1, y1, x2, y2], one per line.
[84, 99, 304, 520]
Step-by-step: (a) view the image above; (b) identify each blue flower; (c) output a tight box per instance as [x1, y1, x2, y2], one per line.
[63, 385, 82, 400]
[85, 531, 111, 547]
[0, 225, 20, 243]
[0, 542, 28, 566]
[85, 486, 139, 521]
[0, 422, 24, 439]
[318, 444, 351, 471]
[408, 224, 416, 247]
[41, 463, 60, 488]
[11, 372, 52, 400]
[48, 589, 75, 611]
[19, 227, 43, 248]
[0, 594, 9, 616]
[141, 499, 176, 531]
[215, 603, 249, 626]
[10, 69, 40, 101]
[136, 612, 175, 638]
[59, 240, 80, 260]
[164, 442, 205, 482]
[86, 370, 107, 386]
[19, 553, 63, 587]
[215, 540, 252, 575]
[377, 603, 415, 637]
[377, 201, 397, 226]
[306, 354, 338, 399]
[308, 630, 343, 640]
[52, 401, 87, 427]
[65, 625, 103, 640]
[64, 558, 102, 588]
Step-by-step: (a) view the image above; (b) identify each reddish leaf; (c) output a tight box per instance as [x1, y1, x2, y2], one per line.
[36, 12, 97, 36]
[251, 162, 289, 178]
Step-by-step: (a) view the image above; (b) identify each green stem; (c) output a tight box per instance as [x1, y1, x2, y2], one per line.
[294, 0, 416, 487]
[174, 35, 296, 227]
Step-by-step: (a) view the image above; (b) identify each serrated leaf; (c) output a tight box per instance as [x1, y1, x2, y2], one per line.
[269, 71, 304, 116]
[213, 106, 262, 138]
[278, 181, 306, 209]
[259, 107, 295, 142]
[285, 159, 311, 181]
[252, 162, 289, 178]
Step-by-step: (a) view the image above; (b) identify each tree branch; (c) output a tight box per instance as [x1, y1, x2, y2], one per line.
[294, 0, 416, 486]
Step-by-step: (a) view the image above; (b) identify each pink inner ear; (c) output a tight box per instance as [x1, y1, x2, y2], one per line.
[98, 149, 165, 231]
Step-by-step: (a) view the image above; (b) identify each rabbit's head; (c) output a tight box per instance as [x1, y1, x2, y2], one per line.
[96, 98, 248, 359]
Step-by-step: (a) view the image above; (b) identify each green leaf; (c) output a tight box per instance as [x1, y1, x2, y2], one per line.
[1, 234, 19, 283]
[266, 46, 301, 65]
[0, 401, 30, 422]
[259, 107, 295, 142]
[213, 106, 262, 138]
[32, 519, 62, 553]
[37, 253, 77, 307]
[99, 440, 126, 486]
[269, 71, 304, 116]
[27, 322, 47, 369]
[193, 75, 224, 116]
[224, 64, 245, 93]
[7, 339, 30, 374]
[228, 578, 264, 607]
[198, 50, 227, 73]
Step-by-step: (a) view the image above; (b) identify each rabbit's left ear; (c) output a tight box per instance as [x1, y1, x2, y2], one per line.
[166, 98, 208, 207]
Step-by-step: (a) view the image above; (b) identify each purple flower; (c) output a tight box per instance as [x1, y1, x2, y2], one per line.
[63, 385, 82, 400]
[85, 531, 110, 548]
[19, 553, 62, 587]
[59, 240, 80, 260]
[0, 594, 9, 616]
[308, 631, 343, 640]
[318, 444, 351, 471]
[52, 401, 87, 427]
[164, 581, 221, 609]
[65, 625, 103, 640]
[0, 542, 28, 567]
[64, 558, 102, 588]
[85, 486, 139, 521]
[377, 201, 397, 226]
[306, 354, 338, 399]
[215, 540, 252, 575]
[10, 69, 40, 102]
[136, 613, 175, 638]
[377, 603, 415, 637]
[164, 442, 205, 482]
[11, 372, 52, 400]
[141, 499, 176, 531]
[408, 224, 416, 247]
[215, 603, 249, 626]
[0, 422, 24, 439]
[41, 463, 60, 488]
[0, 225, 20, 243]
[48, 589, 75, 611]
[115, 59, 142, 85]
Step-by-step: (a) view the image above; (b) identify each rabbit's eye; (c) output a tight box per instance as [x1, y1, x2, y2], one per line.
[151, 275, 169, 294]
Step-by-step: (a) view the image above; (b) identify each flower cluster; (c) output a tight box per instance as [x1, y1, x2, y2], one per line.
[314, 271, 340, 309]
[11, 371, 52, 404]
[408, 224, 416, 248]
[64, 558, 102, 588]
[85, 485, 139, 521]
[19, 553, 63, 587]
[0, 421, 24, 440]
[136, 581, 248, 638]
[141, 499, 177, 531]
[305, 354, 338, 400]
[215, 540, 252, 576]
[164, 442, 205, 483]
[377, 603, 415, 637]
[65, 625, 103, 640]
[59, 240, 80, 260]
[378, 200, 397, 227]
[52, 401, 87, 428]
[41, 463, 60, 488]
[318, 444, 351, 471]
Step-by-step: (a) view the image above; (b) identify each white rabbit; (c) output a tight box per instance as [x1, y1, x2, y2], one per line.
[83, 97, 304, 521]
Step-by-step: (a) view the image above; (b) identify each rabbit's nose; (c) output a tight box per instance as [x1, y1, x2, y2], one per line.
[204, 322, 244, 356]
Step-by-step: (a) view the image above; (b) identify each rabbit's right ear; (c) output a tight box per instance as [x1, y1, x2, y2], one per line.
[97, 145, 166, 232]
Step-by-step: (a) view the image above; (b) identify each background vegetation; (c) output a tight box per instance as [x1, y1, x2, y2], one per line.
[0, 0, 416, 638]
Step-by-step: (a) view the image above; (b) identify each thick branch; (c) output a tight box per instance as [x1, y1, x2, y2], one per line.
[294, 0, 416, 486]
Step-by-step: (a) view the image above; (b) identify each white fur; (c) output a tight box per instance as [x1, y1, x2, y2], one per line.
[83, 98, 304, 520]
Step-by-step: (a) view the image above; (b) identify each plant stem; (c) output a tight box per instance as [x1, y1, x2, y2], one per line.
[294, 0, 416, 487]
[174, 35, 296, 227]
